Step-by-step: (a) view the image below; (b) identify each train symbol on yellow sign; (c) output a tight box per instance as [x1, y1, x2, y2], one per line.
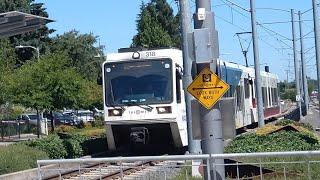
[187, 67, 229, 109]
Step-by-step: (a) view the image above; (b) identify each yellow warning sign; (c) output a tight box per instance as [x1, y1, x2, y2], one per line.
[187, 67, 229, 109]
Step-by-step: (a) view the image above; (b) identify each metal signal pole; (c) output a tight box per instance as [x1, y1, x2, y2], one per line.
[312, 0, 320, 116]
[193, 0, 225, 179]
[298, 11, 309, 113]
[291, 9, 302, 120]
[250, 0, 265, 127]
[179, 0, 201, 154]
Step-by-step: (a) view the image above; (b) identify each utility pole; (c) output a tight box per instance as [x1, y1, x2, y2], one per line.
[250, 0, 265, 127]
[298, 11, 309, 113]
[286, 69, 289, 90]
[291, 9, 302, 120]
[312, 0, 320, 116]
[179, 0, 201, 154]
[193, 0, 225, 179]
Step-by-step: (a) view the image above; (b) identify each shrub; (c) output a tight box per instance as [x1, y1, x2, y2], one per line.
[83, 137, 108, 155]
[65, 133, 107, 155]
[64, 138, 83, 158]
[80, 128, 106, 138]
[84, 122, 92, 129]
[275, 119, 313, 131]
[76, 121, 92, 129]
[76, 120, 85, 129]
[55, 125, 75, 133]
[63, 134, 89, 157]
[0, 143, 48, 175]
[92, 116, 104, 127]
[225, 131, 320, 153]
[281, 89, 296, 101]
[26, 134, 67, 159]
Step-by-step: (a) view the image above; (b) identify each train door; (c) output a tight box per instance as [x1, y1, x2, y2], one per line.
[243, 78, 252, 125]
[172, 64, 188, 147]
[250, 78, 257, 123]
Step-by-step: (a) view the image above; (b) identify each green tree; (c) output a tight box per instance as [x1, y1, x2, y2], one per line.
[132, 0, 180, 48]
[281, 89, 296, 102]
[82, 81, 103, 110]
[0, 0, 31, 13]
[307, 78, 317, 95]
[4, 52, 93, 132]
[0, 38, 16, 105]
[50, 30, 104, 81]
[5, 58, 51, 137]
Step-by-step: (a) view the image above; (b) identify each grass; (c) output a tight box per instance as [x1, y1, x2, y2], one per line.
[0, 143, 48, 175]
[171, 161, 203, 180]
[223, 119, 320, 179]
[54, 124, 106, 137]
[76, 128, 106, 137]
[231, 156, 320, 179]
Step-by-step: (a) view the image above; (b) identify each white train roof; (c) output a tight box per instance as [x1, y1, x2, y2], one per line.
[106, 48, 183, 66]
[218, 59, 278, 80]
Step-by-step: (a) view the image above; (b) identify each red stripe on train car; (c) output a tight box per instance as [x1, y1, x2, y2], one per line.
[264, 106, 281, 118]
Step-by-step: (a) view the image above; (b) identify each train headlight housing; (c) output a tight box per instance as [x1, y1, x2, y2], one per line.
[156, 106, 172, 114]
[132, 52, 140, 59]
[108, 109, 122, 116]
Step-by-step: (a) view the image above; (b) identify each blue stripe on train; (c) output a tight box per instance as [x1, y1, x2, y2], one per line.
[219, 63, 242, 86]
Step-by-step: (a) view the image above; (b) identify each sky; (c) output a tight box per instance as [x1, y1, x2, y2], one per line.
[35, 0, 317, 81]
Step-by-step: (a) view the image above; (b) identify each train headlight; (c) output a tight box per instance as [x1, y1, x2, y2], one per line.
[156, 106, 172, 114]
[108, 109, 122, 116]
[132, 52, 140, 59]
[113, 110, 120, 115]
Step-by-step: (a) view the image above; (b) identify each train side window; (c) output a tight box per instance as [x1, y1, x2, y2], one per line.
[272, 88, 278, 106]
[268, 87, 272, 107]
[236, 85, 242, 110]
[244, 78, 250, 99]
[262, 87, 268, 107]
[176, 69, 182, 103]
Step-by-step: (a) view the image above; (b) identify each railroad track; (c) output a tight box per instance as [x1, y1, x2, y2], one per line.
[44, 160, 181, 180]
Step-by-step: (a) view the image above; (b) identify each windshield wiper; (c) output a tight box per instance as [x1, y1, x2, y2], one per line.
[109, 81, 125, 111]
[124, 101, 153, 112]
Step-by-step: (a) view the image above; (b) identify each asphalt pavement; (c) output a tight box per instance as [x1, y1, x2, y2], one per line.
[300, 97, 320, 131]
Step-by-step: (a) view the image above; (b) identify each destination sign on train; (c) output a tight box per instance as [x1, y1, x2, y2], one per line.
[187, 67, 229, 109]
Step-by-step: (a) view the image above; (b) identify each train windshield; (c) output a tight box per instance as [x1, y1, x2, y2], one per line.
[104, 59, 173, 106]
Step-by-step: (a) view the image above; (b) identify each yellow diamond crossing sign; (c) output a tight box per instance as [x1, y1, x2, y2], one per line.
[187, 67, 229, 109]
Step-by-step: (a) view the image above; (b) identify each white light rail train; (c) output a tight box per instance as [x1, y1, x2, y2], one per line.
[102, 48, 280, 151]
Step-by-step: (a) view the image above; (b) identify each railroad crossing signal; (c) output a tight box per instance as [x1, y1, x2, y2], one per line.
[187, 67, 229, 109]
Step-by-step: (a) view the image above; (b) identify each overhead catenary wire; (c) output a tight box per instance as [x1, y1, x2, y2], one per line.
[256, 7, 291, 13]
[215, 0, 296, 50]
[214, 1, 295, 52]
[224, 0, 249, 12]
[218, 0, 251, 19]
[258, 24, 293, 48]
[305, 46, 316, 54]
[214, 13, 282, 52]
[257, 23, 292, 41]
[259, 20, 313, 25]
[297, 30, 314, 40]
[214, 14, 248, 31]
